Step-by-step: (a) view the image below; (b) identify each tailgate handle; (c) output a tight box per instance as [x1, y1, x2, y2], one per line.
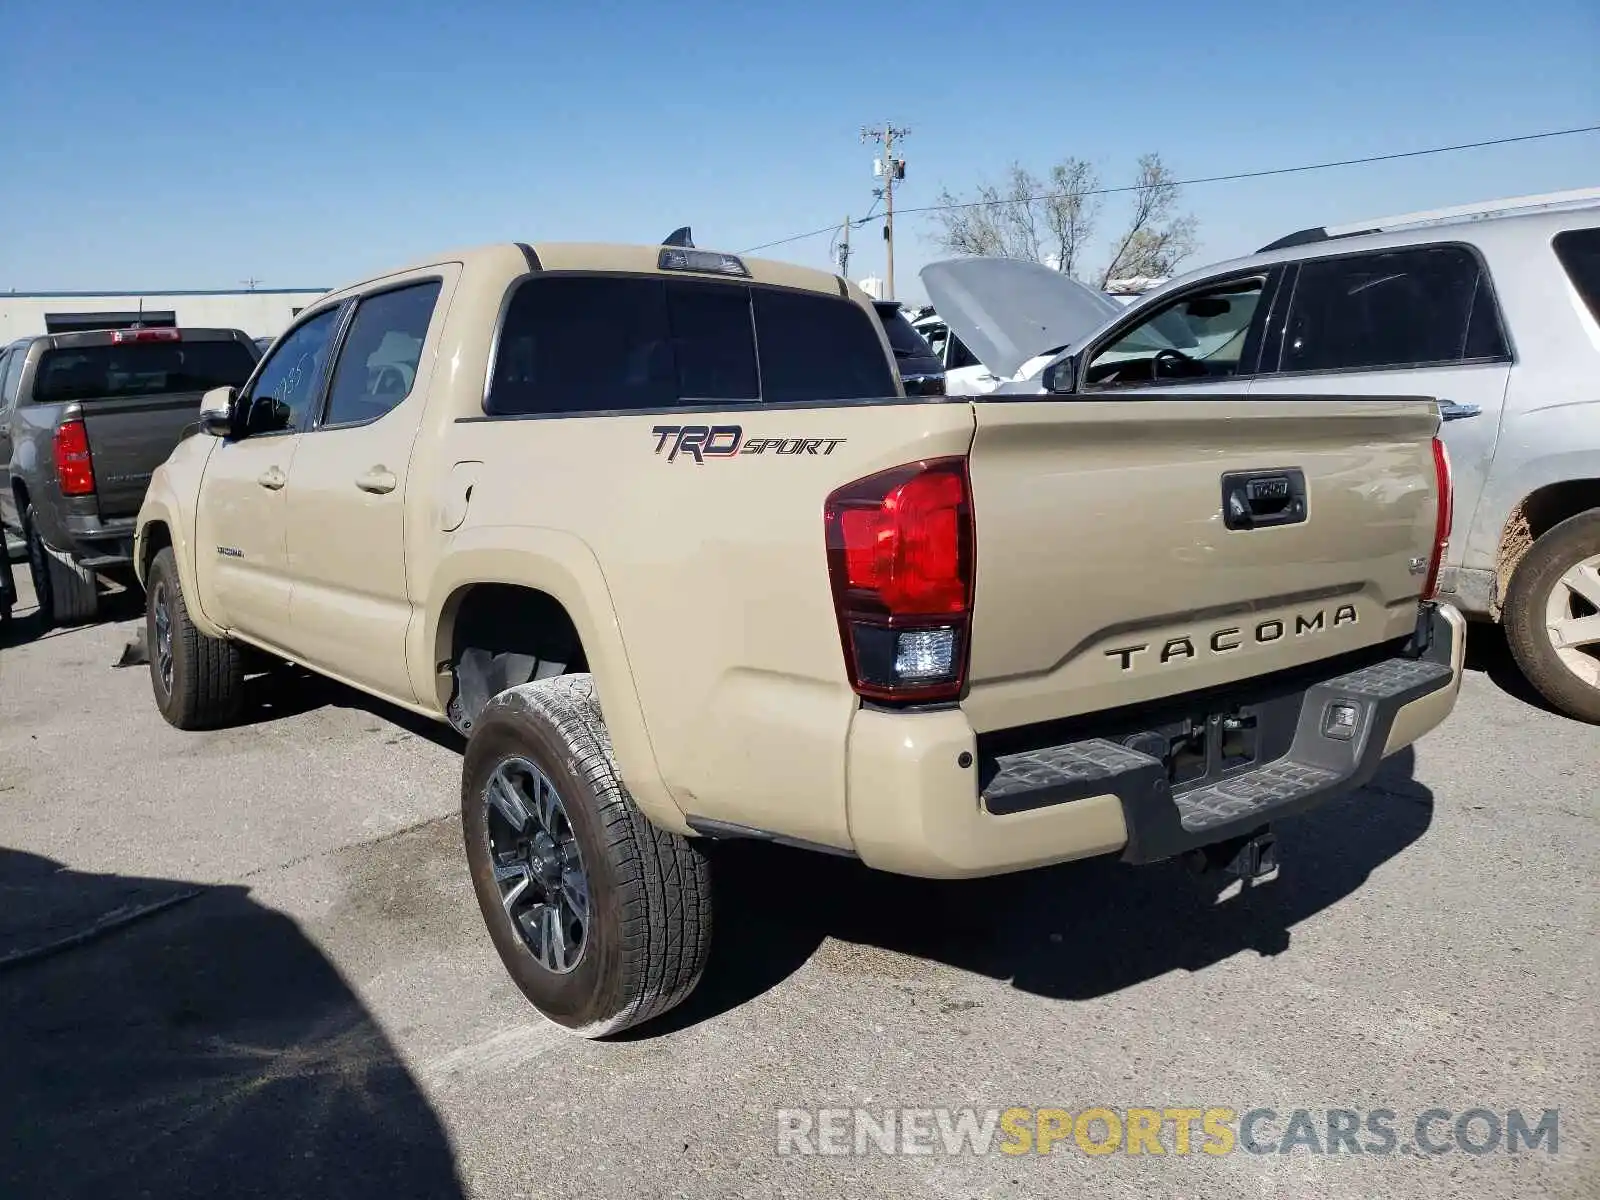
[1221, 469, 1307, 531]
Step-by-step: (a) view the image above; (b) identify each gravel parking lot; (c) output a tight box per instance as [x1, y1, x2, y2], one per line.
[1, 576, 1595, 1200]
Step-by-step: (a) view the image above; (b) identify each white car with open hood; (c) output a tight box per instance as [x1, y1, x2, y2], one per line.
[925, 185, 1600, 722]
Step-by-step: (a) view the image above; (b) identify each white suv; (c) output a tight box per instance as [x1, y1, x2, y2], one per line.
[924, 188, 1600, 722]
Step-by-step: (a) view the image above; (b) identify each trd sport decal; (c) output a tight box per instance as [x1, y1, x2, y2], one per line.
[652, 424, 846, 464]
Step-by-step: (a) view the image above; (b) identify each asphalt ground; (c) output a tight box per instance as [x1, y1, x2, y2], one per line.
[1, 573, 1595, 1199]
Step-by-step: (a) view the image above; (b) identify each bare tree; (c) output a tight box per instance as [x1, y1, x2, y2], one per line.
[929, 164, 1044, 260]
[929, 152, 1197, 284]
[1098, 153, 1198, 286]
[1043, 158, 1101, 278]
[929, 160, 1103, 277]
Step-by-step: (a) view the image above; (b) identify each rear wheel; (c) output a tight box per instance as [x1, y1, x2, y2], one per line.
[462, 674, 713, 1037]
[146, 546, 245, 729]
[1504, 510, 1600, 723]
[23, 503, 98, 627]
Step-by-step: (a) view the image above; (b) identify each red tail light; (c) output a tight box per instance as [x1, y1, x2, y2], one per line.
[824, 457, 975, 702]
[1422, 436, 1453, 601]
[53, 419, 96, 496]
[111, 328, 181, 343]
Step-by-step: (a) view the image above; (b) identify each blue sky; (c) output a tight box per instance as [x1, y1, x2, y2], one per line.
[0, 0, 1595, 302]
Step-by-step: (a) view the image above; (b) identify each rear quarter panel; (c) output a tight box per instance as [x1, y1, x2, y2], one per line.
[441, 403, 976, 850]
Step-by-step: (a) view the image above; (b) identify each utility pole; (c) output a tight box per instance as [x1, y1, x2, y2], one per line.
[861, 123, 909, 298]
[838, 215, 852, 279]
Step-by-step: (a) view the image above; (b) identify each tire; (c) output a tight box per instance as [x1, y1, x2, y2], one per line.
[462, 674, 713, 1038]
[23, 503, 98, 627]
[1503, 509, 1600, 724]
[146, 546, 245, 730]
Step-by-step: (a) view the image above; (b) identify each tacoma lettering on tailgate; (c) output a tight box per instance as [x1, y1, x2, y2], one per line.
[1105, 604, 1359, 671]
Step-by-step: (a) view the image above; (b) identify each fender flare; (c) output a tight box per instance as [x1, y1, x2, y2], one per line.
[134, 479, 227, 640]
[420, 526, 686, 833]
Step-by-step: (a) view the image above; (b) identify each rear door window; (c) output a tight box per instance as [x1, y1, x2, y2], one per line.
[32, 340, 258, 404]
[1553, 227, 1600, 323]
[752, 288, 896, 404]
[321, 281, 442, 427]
[1278, 245, 1509, 373]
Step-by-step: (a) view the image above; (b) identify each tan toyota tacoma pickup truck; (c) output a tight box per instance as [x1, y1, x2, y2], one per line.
[135, 238, 1465, 1036]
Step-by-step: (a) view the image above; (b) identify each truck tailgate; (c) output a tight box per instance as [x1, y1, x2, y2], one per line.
[80, 393, 205, 520]
[962, 395, 1442, 733]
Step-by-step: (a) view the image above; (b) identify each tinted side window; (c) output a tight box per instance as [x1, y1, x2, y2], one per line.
[322, 281, 442, 427]
[752, 289, 896, 404]
[242, 308, 341, 435]
[1553, 228, 1600, 323]
[1281, 246, 1505, 372]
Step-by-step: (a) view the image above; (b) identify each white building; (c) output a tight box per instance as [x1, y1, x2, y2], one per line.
[0, 288, 330, 342]
[855, 276, 887, 300]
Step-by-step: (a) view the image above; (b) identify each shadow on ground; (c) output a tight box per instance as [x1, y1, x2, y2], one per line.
[1460, 618, 1564, 716]
[630, 746, 1433, 1038]
[0, 848, 464, 1200]
[235, 664, 465, 752]
[0, 579, 143, 650]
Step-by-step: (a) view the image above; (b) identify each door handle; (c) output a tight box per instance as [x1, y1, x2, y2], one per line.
[355, 466, 397, 495]
[256, 467, 286, 490]
[1439, 402, 1481, 422]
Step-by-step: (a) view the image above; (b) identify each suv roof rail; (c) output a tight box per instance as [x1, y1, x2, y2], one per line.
[1256, 186, 1600, 253]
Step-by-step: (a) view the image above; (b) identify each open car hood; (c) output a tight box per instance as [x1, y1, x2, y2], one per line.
[919, 257, 1125, 379]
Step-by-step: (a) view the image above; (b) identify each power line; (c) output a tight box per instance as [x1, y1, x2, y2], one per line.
[740, 123, 1600, 255]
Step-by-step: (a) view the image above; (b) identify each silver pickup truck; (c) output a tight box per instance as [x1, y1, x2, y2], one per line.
[0, 327, 260, 626]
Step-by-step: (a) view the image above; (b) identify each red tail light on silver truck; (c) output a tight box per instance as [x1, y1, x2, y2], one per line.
[53, 418, 96, 497]
[1422, 436, 1453, 601]
[824, 457, 975, 703]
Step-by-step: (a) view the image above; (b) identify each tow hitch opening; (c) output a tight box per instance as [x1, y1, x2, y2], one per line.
[1186, 826, 1280, 903]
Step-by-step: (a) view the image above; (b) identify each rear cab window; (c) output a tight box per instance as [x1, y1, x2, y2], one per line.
[486, 275, 895, 416]
[1552, 227, 1600, 324]
[33, 339, 258, 404]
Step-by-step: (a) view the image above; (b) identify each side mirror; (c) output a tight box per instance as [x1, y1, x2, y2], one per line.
[199, 386, 236, 438]
[1042, 355, 1078, 394]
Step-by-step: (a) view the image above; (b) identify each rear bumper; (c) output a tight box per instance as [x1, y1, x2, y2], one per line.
[56, 513, 136, 568]
[844, 603, 1464, 879]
